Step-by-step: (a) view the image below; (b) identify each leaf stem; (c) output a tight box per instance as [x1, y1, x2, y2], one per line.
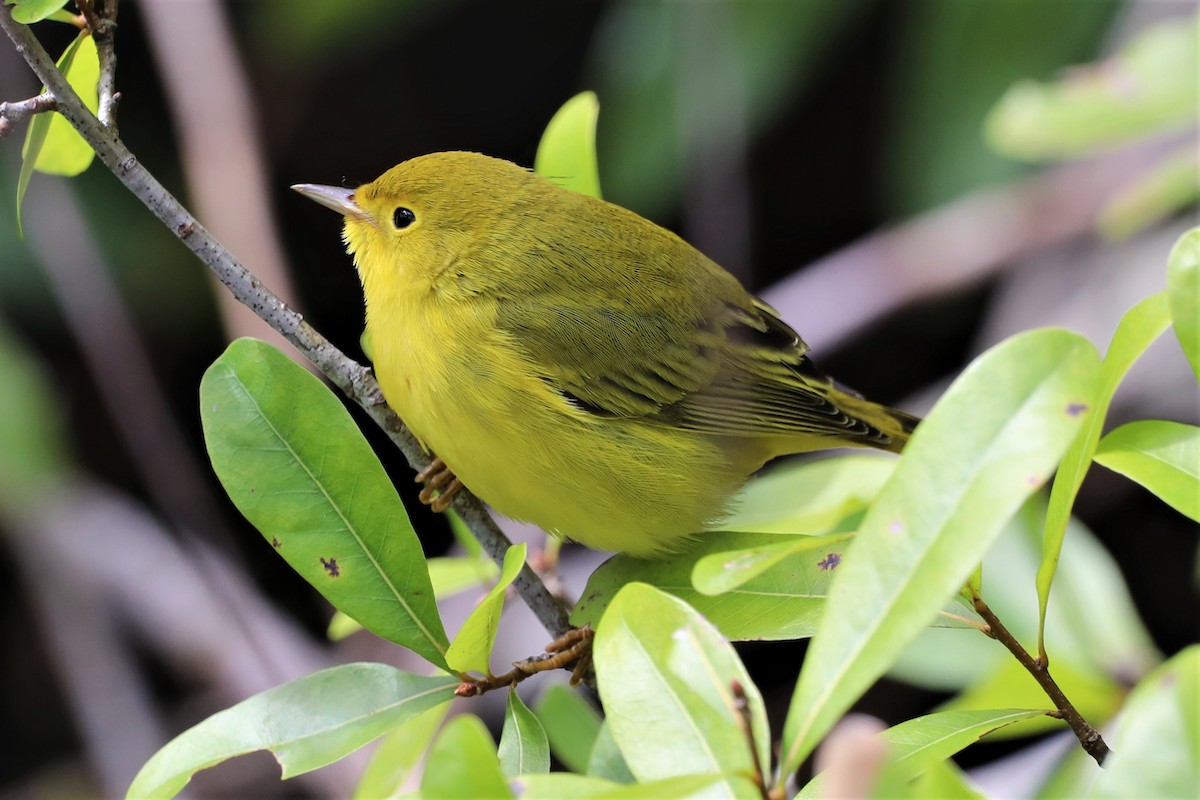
[972, 593, 1111, 765]
[0, 4, 572, 641]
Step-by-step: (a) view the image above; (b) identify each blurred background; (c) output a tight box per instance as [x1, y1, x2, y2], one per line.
[0, 0, 1196, 796]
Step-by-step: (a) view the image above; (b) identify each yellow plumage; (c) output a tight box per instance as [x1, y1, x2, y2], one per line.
[294, 152, 917, 557]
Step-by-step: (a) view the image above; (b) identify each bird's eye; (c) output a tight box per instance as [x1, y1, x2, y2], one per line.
[392, 207, 416, 229]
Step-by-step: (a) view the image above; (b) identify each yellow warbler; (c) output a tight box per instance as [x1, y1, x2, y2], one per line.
[294, 152, 917, 558]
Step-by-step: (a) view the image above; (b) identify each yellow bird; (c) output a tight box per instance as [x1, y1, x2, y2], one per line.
[294, 152, 917, 558]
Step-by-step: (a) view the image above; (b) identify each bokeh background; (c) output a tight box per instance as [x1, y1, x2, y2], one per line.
[0, 0, 1196, 796]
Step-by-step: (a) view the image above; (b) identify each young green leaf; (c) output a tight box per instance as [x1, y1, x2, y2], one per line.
[1167, 227, 1200, 380]
[126, 664, 459, 800]
[1090, 646, 1200, 799]
[200, 339, 449, 668]
[16, 31, 83, 235]
[10, 0, 70, 24]
[1095, 420, 1200, 522]
[780, 328, 1100, 777]
[534, 91, 602, 199]
[534, 684, 603, 774]
[594, 583, 770, 793]
[28, 32, 97, 176]
[445, 542, 527, 674]
[420, 714, 512, 799]
[352, 701, 451, 800]
[499, 689, 550, 778]
[795, 708, 1048, 799]
[1037, 293, 1170, 657]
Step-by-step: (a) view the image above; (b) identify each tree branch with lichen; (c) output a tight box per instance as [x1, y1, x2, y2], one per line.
[0, 4, 572, 641]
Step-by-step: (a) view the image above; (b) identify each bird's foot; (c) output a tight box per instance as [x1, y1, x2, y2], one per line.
[415, 457, 462, 512]
[454, 626, 594, 697]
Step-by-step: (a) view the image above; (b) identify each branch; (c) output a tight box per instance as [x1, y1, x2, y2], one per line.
[77, 0, 119, 129]
[0, 92, 56, 137]
[0, 6, 573, 640]
[972, 593, 1111, 766]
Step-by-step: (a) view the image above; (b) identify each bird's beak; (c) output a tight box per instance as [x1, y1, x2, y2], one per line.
[291, 183, 372, 224]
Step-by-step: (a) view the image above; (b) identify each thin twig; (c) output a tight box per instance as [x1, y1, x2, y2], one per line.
[78, 0, 119, 129]
[0, 5, 572, 641]
[0, 92, 56, 136]
[730, 679, 770, 800]
[972, 593, 1111, 766]
[454, 627, 594, 697]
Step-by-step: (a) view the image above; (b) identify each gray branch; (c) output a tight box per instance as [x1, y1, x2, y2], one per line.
[0, 6, 572, 639]
[0, 91, 56, 137]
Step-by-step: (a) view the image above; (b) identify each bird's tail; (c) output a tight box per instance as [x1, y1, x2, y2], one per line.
[827, 387, 920, 454]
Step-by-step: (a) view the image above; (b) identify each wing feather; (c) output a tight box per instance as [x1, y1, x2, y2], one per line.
[493, 220, 910, 449]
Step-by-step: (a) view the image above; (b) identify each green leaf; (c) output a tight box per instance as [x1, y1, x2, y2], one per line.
[595, 583, 769, 795]
[30, 32, 98, 175]
[327, 610, 363, 641]
[126, 664, 458, 800]
[906, 760, 985, 800]
[535, 91, 602, 199]
[1037, 293, 1170, 657]
[1098, 147, 1200, 240]
[985, 13, 1198, 161]
[1095, 420, 1200, 522]
[16, 31, 81, 236]
[499, 689, 549, 778]
[716, 453, 896, 534]
[199, 339, 449, 668]
[692, 530, 855, 595]
[444, 542, 526, 674]
[420, 714, 511, 799]
[1091, 646, 1200, 798]
[796, 708, 1048, 799]
[534, 684, 602, 774]
[574, 530, 853, 641]
[328, 554, 499, 640]
[509, 774, 622, 800]
[892, 497, 1158, 692]
[510, 774, 728, 800]
[10, 0, 70, 24]
[586, 722, 634, 784]
[1167, 227, 1200, 380]
[353, 701, 451, 800]
[428, 554, 500, 598]
[780, 328, 1101, 776]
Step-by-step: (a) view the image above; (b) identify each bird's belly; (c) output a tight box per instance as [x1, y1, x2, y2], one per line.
[375, 335, 753, 558]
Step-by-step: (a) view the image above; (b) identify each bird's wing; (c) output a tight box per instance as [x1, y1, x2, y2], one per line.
[499, 277, 896, 445]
